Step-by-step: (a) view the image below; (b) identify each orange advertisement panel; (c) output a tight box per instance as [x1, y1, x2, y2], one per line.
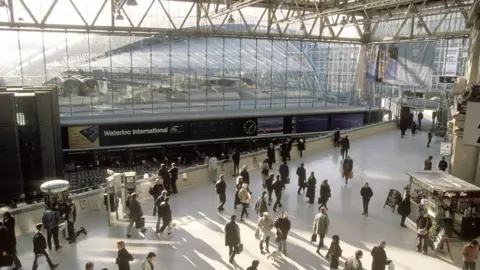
[68, 126, 99, 149]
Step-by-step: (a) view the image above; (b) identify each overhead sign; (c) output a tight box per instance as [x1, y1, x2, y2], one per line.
[444, 48, 459, 76]
[463, 102, 480, 146]
[440, 142, 452, 156]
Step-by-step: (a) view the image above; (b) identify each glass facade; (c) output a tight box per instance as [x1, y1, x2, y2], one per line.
[0, 30, 363, 117]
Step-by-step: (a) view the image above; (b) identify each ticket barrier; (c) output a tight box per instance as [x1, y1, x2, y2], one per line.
[104, 175, 119, 226]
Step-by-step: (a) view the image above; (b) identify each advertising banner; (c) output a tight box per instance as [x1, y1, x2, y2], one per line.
[99, 123, 184, 146]
[258, 117, 284, 135]
[383, 44, 398, 82]
[293, 115, 328, 133]
[376, 44, 386, 82]
[68, 126, 100, 149]
[330, 113, 364, 129]
[444, 48, 459, 76]
[366, 44, 379, 80]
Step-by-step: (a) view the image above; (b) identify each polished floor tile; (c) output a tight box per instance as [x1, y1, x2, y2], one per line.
[16, 129, 463, 270]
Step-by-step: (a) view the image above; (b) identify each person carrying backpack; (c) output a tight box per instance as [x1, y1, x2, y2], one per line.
[254, 191, 268, 217]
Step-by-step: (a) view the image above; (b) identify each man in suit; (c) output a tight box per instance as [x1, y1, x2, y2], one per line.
[66, 199, 77, 243]
[216, 175, 227, 212]
[232, 149, 241, 176]
[225, 215, 241, 264]
[42, 203, 61, 250]
[168, 163, 179, 194]
[32, 223, 59, 270]
[3, 212, 22, 269]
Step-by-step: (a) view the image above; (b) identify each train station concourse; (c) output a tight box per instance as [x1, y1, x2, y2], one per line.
[1, 0, 480, 270]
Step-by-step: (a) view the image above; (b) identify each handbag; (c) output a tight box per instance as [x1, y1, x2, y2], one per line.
[235, 243, 243, 254]
[254, 227, 260, 239]
[310, 233, 317, 242]
[135, 217, 145, 229]
[0, 255, 13, 267]
[348, 171, 353, 179]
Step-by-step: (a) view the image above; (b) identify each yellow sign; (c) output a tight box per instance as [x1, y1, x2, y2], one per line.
[68, 126, 99, 149]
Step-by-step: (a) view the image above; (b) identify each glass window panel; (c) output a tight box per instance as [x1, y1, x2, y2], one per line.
[133, 36, 154, 114]
[188, 36, 207, 111]
[271, 41, 287, 108]
[110, 35, 133, 114]
[240, 38, 257, 109]
[89, 34, 113, 116]
[223, 37, 240, 110]
[171, 37, 190, 112]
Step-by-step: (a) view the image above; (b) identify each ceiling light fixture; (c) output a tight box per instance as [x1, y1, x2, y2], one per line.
[115, 12, 124, 21]
[126, 0, 138, 6]
[227, 14, 235, 24]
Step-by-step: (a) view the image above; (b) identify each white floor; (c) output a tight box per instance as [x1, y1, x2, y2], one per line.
[15, 129, 465, 270]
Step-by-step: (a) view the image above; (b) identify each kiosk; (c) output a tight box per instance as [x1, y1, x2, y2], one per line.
[40, 180, 70, 208]
[405, 171, 480, 240]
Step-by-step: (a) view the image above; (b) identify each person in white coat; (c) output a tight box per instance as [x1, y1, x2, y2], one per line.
[140, 252, 156, 270]
[208, 154, 218, 183]
[256, 212, 274, 254]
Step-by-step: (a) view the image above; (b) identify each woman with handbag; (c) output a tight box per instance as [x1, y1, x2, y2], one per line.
[326, 235, 342, 269]
[256, 212, 274, 254]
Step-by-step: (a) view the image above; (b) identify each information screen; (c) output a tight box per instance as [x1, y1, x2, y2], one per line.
[293, 115, 329, 133]
[330, 113, 364, 129]
[258, 117, 284, 135]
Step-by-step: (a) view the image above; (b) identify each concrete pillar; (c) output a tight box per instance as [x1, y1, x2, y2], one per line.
[450, 18, 480, 185]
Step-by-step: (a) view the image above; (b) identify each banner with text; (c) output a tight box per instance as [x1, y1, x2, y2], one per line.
[68, 126, 100, 149]
[444, 47, 459, 76]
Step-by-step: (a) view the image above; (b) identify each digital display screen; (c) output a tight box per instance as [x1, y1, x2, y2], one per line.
[293, 115, 329, 133]
[330, 113, 364, 130]
[258, 117, 284, 135]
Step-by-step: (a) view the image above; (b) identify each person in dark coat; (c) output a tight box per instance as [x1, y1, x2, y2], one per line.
[157, 197, 173, 236]
[297, 138, 306, 158]
[398, 194, 411, 228]
[280, 142, 289, 162]
[326, 235, 342, 269]
[234, 176, 243, 209]
[246, 260, 259, 270]
[360, 183, 373, 216]
[306, 172, 317, 204]
[232, 149, 241, 176]
[340, 135, 350, 159]
[149, 180, 164, 215]
[42, 203, 61, 250]
[318, 179, 331, 207]
[279, 162, 289, 186]
[240, 166, 251, 193]
[168, 163, 179, 194]
[216, 174, 227, 212]
[333, 128, 341, 147]
[416, 211, 432, 254]
[296, 163, 307, 194]
[371, 241, 391, 270]
[417, 111, 423, 129]
[224, 215, 241, 264]
[0, 222, 12, 265]
[438, 157, 448, 172]
[342, 156, 353, 185]
[272, 175, 285, 212]
[427, 132, 433, 147]
[3, 212, 22, 269]
[32, 223, 59, 270]
[274, 210, 291, 255]
[158, 163, 171, 193]
[116, 241, 134, 270]
[267, 143, 275, 169]
[411, 121, 417, 137]
[126, 193, 147, 238]
[254, 190, 269, 216]
[66, 198, 77, 243]
[265, 173, 274, 205]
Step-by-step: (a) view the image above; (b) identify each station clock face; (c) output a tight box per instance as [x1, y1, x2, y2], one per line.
[243, 120, 257, 135]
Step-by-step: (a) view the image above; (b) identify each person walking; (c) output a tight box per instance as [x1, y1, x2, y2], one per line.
[398, 194, 411, 228]
[66, 198, 77, 243]
[155, 190, 168, 232]
[234, 176, 243, 210]
[438, 156, 448, 172]
[240, 165, 251, 193]
[168, 163, 179, 194]
[267, 143, 275, 169]
[232, 149, 241, 176]
[360, 183, 373, 216]
[326, 235, 342, 269]
[208, 154, 218, 183]
[149, 179, 164, 215]
[126, 193, 147, 238]
[318, 179, 331, 207]
[306, 172, 317, 204]
[298, 138, 305, 158]
[427, 132, 433, 147]
[274, 210, 291, 256]
[279, 161, 289, 187]
[261, 159, 270, 188]
[0, 222, 13, 268]
[371, 241, 391, 270]
[157, 197, 173, 237]
[246, 260, 260, 270]
[462, 239, 478, 270]
[342, 156, 353, 185]
[254, 190, 268, 217]
[313, 207, 330, 253]
[140, 252, 156, 270]
[3, 212, 22, 269]
[256, 212, 274, 254]
[416, 211, 432, 254]
[32, 223, 59, 270]
[345, 250, 363, 270]
[216, 174, 227, 212]
[424, 156, 433, 170]
[238, 183, 251, 221]
[272, 175, 285, 212]
[341, 135, 350, 159]
[333, 128, 340, 147]
[411, 121, 417, 137]
[158, 163, 171, 193]
[265, 173, 274, 205]
[417, 111, 423, 129]
[42, 203, 61, 251]
[296, 163, 307, 195]
[116, 241, 134, 270]
[84, 262, 94, 270]
[225, 215, 241, 263]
